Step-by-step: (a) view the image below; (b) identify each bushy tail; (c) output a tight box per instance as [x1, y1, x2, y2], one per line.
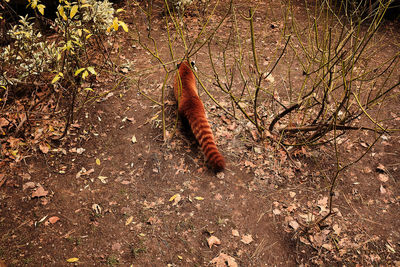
[186, 108, 225, 172]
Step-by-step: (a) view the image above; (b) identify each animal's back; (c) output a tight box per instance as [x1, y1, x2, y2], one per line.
[174, 61, 225, 171]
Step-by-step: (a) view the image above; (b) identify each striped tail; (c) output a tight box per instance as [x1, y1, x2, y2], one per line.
[185, 104, 225, 172]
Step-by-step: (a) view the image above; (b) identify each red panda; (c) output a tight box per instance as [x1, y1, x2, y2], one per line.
[174, 61, 225, 172]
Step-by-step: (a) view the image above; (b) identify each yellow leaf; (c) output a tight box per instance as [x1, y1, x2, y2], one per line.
[116, 8, 125, 13]
[169, 193, 179, 202]
[10, 149, 19, 157]
[194, 196, 204, 201]
[51, 72, 63, 84]
[87, 66, 96, 75]
[70, 5, 78, 18]
[58, 6, 68, 21]
[86, 33, 93, 39]
[84, 87, 94, 91]
[177, 255, 183, 260]
[31, 0, 38, 9]
[112, 18, 119, 31]
[118, 21, 129, 32]
[131, 135, 137, 144]
[37, 4, 45, 15]
[66, 257, 79, 263]
[74, 68, 85, 76]
[82, 70, 88, 80]
[51, 74, 60, 84]
[125, 216, 134, 225]
[96, 158, 100, 165]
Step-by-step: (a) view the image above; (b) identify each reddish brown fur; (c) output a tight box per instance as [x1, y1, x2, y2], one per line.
[174, 61, 225, 172]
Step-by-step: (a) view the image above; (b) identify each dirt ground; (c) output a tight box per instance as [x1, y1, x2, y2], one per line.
[1, 0, 399, 266]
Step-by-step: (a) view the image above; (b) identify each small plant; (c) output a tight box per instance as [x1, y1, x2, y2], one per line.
[0, 0, 129, 163]
[106, 255, 119, 266]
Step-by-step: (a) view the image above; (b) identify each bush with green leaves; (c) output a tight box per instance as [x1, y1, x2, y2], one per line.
[0, 15, 57, 88]
[0, 0, 127, 93]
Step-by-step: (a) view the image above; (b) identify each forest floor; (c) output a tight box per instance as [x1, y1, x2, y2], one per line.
[1, 0, 399, 266]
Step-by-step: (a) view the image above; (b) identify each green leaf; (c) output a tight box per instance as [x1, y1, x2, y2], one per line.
[70, 5, 78, 18]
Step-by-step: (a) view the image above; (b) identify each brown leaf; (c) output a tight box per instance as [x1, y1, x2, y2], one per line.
[48, 216, 60, 224]
[32, 185, 48, 198]
[210, 253, 238, 267]
[241, 234, 254, 244]
[23, 182, 36, 190]
[207, 235, 221, 248]
[378, 173, 389, 183]
[289, 220, 300, 230]
[232, 229, 240, 237]
[376, 163, 386, 173]
[39, 142, 50, 154]
[380, 184, 387, 194]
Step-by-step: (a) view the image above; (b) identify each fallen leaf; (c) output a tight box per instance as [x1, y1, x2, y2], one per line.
[272, 209, 281, 215]
[333, 224, 341, 235]
[131, 135, 137, 144]
[66, 258, 79, 263]
[378, 173, 389, 183]
[23, 182, 36, 190]
[232, 229, 240, 237]
[241, 234, 253, 244]
[289, 220, 300, 230]
[98, 176, 108, 183]
[39, 142, 50, 154]
[76, 148, 85, 154]
[32, 185, 48, 198]
[376, 163, 386, 173]
[96, 158, 101, 165]
[169, 193, 181, 206]
[207, 235, 221, 248]
[125, 216, 134, 225]
[194, 196, 204, 201]
[210, 253, 238, 267]
[380, 184, 387, 194]
[48, 216, 60, 224]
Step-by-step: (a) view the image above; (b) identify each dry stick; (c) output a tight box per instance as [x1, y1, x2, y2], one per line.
[316, 131, 383, 226]
[269, 103, 300, 133]
[280, 124, 386, 133]
[256, 34, 292, 133]
[191, 68, 235, 119]
[188, 0, 233, 58]
[56, 83, 77, 140]
[186, 0, 221, 56]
